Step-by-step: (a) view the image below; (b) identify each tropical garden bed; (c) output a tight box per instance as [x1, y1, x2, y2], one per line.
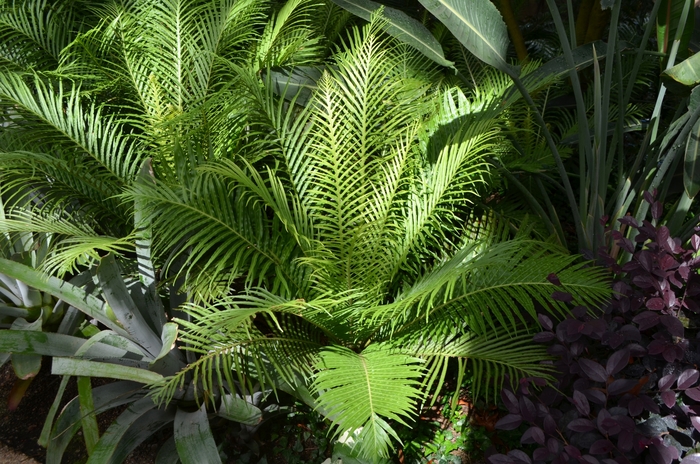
[1, 0, 700, 463]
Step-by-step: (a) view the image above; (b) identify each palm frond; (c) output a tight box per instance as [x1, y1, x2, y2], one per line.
[312, 345, 424, 459]
[368, 239, 610, 337]
[0, 72, 142, 181]
[0, 207, 134, 278]
[254, 0, 325, 69]
[398, 326, 555, 404]
[0, 0, 81, 71]
[126, 172, 306, 299]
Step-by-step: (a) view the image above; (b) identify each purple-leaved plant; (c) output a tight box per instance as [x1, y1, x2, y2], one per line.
[488, 193, 700, 464]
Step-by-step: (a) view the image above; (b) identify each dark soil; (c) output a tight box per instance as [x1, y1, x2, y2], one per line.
[0, 361, 159, 464]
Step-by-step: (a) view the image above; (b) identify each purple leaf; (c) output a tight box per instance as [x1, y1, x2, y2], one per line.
[519, 396, 537, 422]
[691, 416, 700, 433]
[646, 298, 665, 310]
[547, 274, 562, 287]
[628, 397, 644, 416]
[501, 389, 519, 414]
[686, 388, 700, 401]
[568, 418, 595, 432]
[547, 437, 560, 454]
[532, 448, 550, 461]
[533, 332, 555, 343]
[538, 313, 554, 330]
[581, 456, 600, 464]
[597, 412, 621, 436]
[657, 226, 672, 252]
[691, 235, 700, 252]
[607, 379, 637, 396]
[579, 359, 608, 382]
[488, 455, 515, 464]
[618, 216, 639, 227]
[680, 455, 700, 464]
[641, 394, 659, 413]
[572, 390, 590, 416]
[606, 347, 630, 376]
[564, 445, 581, 458]
[652, 201, 664, 220]
[658, 373, 677, 392]
[638, 251, 654, 271]
[620, 324, 641, 341]
[589, 439, 614, 455]
[508, 450, 532, 464]
[661, 391, 676, 408]
[617, 430, 633, 452]
[663, 344, 684, 363]
[585, 388, 608, 405]
[660, 315, 685, 337]
[495, 414, 523, 430]
[643, 190, 655, 204]
[650, 444, 678, 464]
[659, 254, 679, 271]
[543, 414, 557, 435]
[552, 291, 573, 302]
[678, 369, 700, 390]
[521, 426, 545, 445]
[632, 311, 660, 330]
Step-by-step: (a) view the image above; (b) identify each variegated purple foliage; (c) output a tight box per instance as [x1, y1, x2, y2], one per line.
[489, 194, 700, 464]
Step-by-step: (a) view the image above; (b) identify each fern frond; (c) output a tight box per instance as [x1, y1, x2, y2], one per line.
[312, 345, 424, 460]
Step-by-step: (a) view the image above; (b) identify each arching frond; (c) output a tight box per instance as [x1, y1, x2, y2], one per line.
[127, 172, 307, 299]
[0, 0, 82, 71]
[377, 239, 610, 337]
[399, 327, 555, 404]
[312, 345, 424, 460]
[0, 72, 142, 181]
[254, 0, 324, 69]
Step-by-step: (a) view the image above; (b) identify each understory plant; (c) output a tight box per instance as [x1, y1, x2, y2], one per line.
[0, 162, 279, 463]
[134, 17, 612, 461]
[488, 194, 700, 464]
[334, 0, 700, 255]
[0, 0, 615, 461]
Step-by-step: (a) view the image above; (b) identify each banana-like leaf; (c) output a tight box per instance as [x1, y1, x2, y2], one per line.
[0, 258, 124, 333]
[218, 394, 262, 426]
[51, 358, 163, 384]
[86, 397, 174, 464]
[96, 253, 162, 358]
[657, 0, 694, 56]
[174, 405, 222, 464]
[662, 52, 700, 93]
[417, 0, 512, 73]
[46, 381, 144, 464]
[330, 0, 453, 67]
[313, 346, 424, 459]
[685, 116, 700, 198]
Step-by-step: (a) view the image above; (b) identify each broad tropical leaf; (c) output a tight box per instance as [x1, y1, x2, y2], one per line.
[417, 0, 512, 73]
[330, 0, 453, 67]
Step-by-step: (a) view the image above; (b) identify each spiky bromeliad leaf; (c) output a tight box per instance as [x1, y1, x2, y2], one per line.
[417, 0, 513, 73]
[312, 346, 424, 459]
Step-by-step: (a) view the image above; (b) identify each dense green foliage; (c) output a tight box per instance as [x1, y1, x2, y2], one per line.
[0, 0, 698, 462]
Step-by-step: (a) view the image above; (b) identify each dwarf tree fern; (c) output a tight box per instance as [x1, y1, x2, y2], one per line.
[132, 19, 611, 459]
